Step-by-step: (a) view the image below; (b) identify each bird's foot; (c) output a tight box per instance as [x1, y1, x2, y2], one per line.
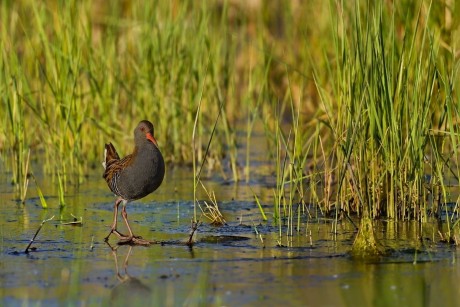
[105, 227, 153, 245]
[117, 236, 156, 246]
[105, 228, 138, 241]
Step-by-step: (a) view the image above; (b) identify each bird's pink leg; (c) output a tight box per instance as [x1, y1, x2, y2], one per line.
[119, 203, 152, 245]
[121, 204, 134, 239]
[105, 197, 129, 241]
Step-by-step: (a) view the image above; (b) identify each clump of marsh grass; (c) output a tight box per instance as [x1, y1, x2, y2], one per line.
[342, 2, 451, 218]
[254, 0, 459, 253]
[311, 1, 460, 253]
[197, 182, 226, 226]
[268, 82, 319, 246]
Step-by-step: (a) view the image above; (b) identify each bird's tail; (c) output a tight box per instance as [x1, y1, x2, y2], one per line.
[103, 143, 120, 170]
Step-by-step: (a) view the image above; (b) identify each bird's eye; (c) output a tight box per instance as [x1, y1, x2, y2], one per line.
[140, 127, 145, 132]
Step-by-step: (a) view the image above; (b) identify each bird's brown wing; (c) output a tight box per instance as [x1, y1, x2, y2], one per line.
[103, 143, 134, 196]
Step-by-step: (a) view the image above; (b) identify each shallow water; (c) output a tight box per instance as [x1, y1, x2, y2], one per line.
[1, 161, 460, 306]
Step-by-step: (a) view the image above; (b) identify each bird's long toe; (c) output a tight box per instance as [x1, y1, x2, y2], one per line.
[105, 228, 130, 241]
[113, 229, 129, 239]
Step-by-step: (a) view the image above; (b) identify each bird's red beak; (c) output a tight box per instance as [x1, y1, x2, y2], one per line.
[146, 132, 159, 147]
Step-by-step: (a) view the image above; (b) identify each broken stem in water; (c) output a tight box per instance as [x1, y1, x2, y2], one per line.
[186, 220, 201, 246]
[25, 215, 55, 253]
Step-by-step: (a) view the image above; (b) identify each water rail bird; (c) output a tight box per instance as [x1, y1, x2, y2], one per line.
[103, 120, 165, 245]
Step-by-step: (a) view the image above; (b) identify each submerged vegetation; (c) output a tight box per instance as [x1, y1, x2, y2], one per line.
[1, 0, 460, 250]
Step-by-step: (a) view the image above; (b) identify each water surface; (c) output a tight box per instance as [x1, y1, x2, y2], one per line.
[1, 163, 460, 306]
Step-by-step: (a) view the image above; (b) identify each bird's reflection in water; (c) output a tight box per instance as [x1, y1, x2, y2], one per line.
[107, 243, 152, 306]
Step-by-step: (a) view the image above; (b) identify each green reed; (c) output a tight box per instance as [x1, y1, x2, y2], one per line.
[310, 0, 459, 254]
[1, 0, 459, 241]
[1, 1, 240, 197]
[236, 0, 460, 251]
[327, 1, 457, 220]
